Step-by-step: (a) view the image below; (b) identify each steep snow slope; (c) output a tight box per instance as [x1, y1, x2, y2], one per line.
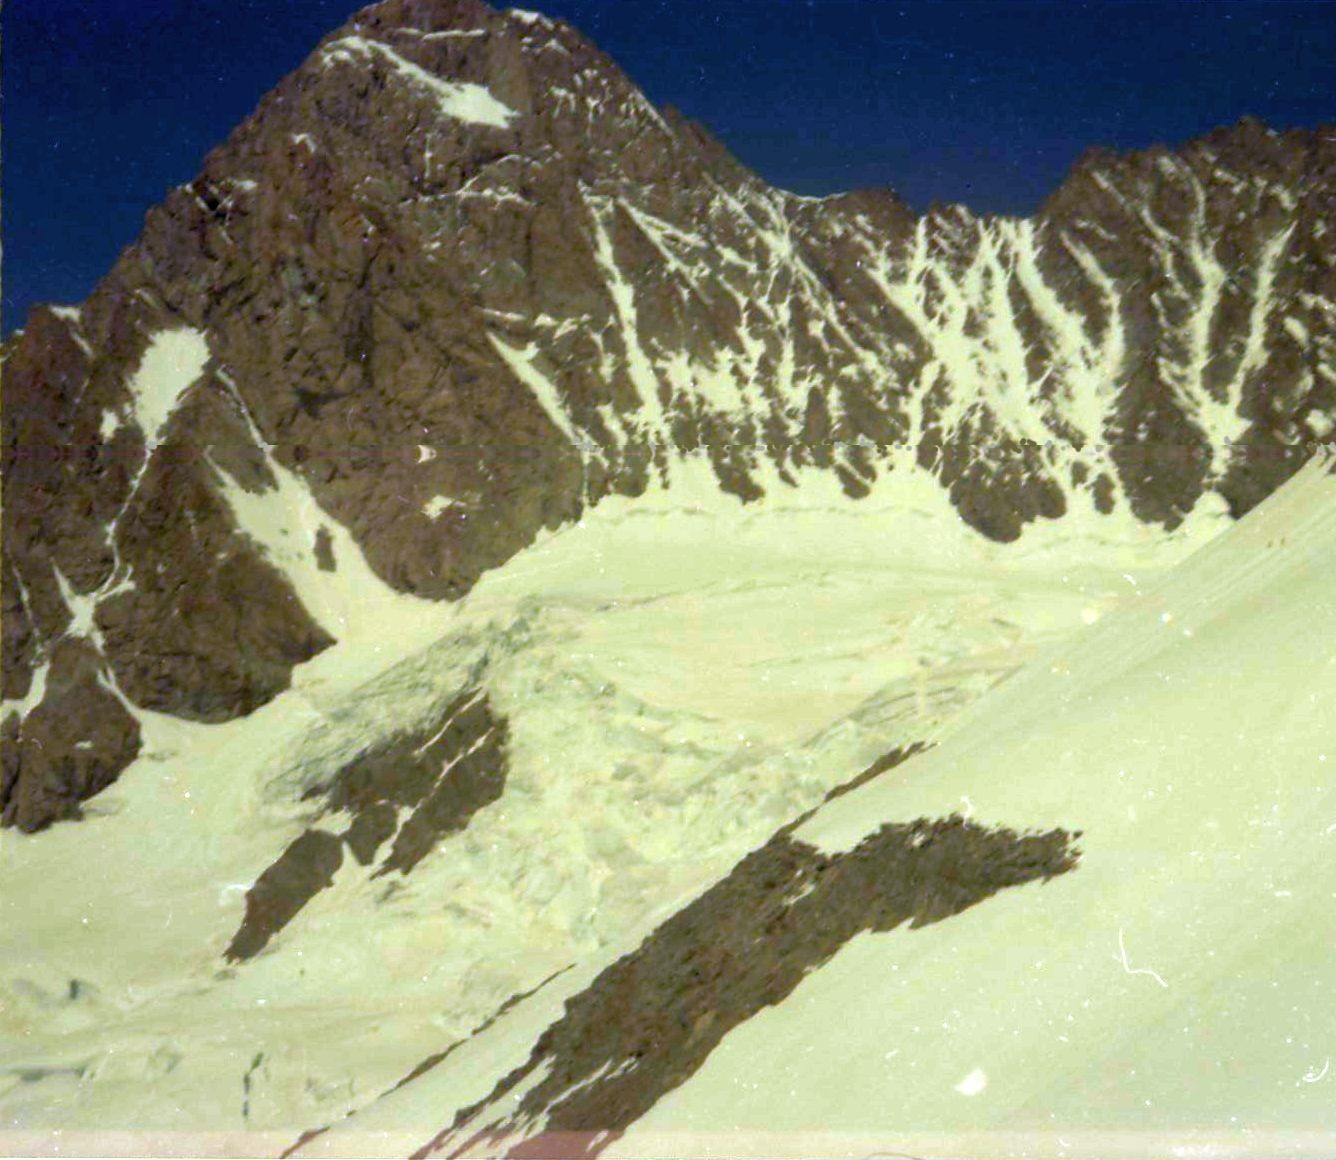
[0, 455, 1228, 1146]
[243, 462, 1336, 1160]
[611, 454, 1336, 1159]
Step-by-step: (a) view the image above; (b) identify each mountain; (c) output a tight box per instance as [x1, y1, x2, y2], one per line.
[1, 0, 1333, 1152]
[3, 0, 1333, 833]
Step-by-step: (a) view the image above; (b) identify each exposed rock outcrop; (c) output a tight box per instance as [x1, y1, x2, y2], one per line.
[224, 687, 509, 960]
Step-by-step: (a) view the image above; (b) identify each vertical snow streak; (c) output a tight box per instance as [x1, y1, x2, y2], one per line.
[483, 159, 1308, 526]
[584, 194, 666, 427]
[1224, 224, 1295, 422]
[488, 335, 581, 445]
[85, 328, 214, 605]
[209, 369, 417, 636]
[1057, 232, 1128, 438]
[1012, 224, 1109, 440]
[861, 217, 971, 441]
[1145, 170, 1242, 455]
[858, 214, 1126, 503]
[1130, 165, 1296, 473]
[971, 223, 1059, 451]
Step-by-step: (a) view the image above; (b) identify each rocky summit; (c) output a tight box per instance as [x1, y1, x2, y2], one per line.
[3, 1, 1336, 1152]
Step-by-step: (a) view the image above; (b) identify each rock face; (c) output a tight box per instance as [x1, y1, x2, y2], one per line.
[0, 639, 141, 831]
[2, 0, 1334, 830]
[433, 810, 1081, 1159]
[222, 684, 510, 962]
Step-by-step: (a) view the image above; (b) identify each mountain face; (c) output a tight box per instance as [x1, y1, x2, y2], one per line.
[5, 3, 1331, 835]
[0, 13, 1330, 808]
[3, 2, 1335, 1149]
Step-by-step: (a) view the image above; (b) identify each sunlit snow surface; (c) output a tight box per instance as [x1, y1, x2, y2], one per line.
[619, 456, 1336, 1159]
[3, 442, 1328, 1157]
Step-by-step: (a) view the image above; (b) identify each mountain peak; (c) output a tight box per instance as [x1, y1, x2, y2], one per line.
[2, 0, 1332, 840]
[344, 0, 510, 36]
[3, 5, 1335, 1151]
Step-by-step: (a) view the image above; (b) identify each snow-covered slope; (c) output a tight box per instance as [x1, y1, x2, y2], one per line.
[212, 456, 1333, 1160]
[1, 449, 1237, 1149]
[611, 454, 1336, 1158]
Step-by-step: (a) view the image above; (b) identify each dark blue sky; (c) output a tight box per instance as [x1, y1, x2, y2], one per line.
[3, 0, 1332, 334]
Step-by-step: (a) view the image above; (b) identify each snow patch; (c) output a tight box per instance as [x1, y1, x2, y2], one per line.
[127, 328, 211, 452]
[50, 304, 93, 356]
[395, 28, 488, 41]
[0, 656, 49, 721]
[52, 565, 103, 648]
[323, 36, 515, 128]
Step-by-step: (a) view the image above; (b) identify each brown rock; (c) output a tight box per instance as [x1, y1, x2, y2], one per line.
[225, 829, 345, 961]
[1, 638, 141, 832]
[437, 809, 1080, 1157]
